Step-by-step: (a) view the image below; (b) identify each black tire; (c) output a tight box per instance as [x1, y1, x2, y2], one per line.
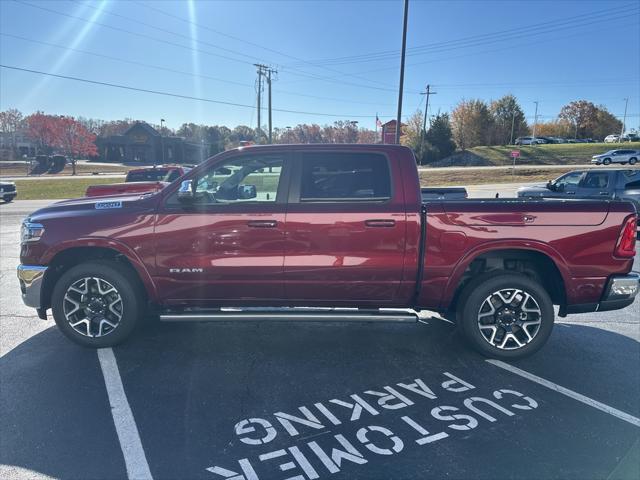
[629, 157, 637, 165]
[603, 158, 612, 165]
[51, 260, 143, 348]
[456, 272, 554, 359]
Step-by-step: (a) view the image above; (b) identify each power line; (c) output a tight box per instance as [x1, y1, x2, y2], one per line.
[0, 33, 394, 106]
[130, 0, 402, 91]
[0, 64, 395, 119]
[285, 3, 638, 67]
[15, 0, 411, 94]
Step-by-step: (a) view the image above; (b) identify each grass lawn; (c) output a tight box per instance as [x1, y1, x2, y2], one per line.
[13, 178, 123, 200]
[421, 166, 577, 187]
[433, 142, 640, 167]
[0, 162, 130, 177]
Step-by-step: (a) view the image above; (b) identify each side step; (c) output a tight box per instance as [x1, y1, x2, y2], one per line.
[159, 308, 418, 323]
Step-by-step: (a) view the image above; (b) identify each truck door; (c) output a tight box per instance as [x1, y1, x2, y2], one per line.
[283, 150, 407, 305]
[576, 171, 612, 199]
[153, 152, 290, 305]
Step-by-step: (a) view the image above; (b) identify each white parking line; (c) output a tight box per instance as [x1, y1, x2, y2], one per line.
[487, 359, 640, 428]
[97, 348, 154, 480]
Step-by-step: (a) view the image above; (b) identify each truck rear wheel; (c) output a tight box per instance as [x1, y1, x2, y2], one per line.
[51, 261, 142, 348]
[456, 273, 554, 359]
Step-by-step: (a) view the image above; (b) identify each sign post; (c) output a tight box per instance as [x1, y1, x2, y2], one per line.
[510, 150, 520, 177]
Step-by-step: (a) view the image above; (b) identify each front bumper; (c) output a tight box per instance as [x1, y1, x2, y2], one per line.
[17, 265, 47, 309]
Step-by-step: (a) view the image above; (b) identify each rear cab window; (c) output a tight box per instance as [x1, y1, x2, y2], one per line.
[296, 152, 392, 203]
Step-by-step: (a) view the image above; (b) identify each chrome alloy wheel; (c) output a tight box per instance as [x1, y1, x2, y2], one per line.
[476, 288, 542, 350]
[63, 277, 123, 338]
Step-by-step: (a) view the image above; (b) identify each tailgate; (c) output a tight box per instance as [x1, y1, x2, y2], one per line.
[441, 200, 609, 226]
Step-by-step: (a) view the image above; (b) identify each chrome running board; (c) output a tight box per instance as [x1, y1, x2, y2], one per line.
[159, 308, 418, 323]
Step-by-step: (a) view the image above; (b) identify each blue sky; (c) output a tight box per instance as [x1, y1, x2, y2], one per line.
[1, 0, 639, 131]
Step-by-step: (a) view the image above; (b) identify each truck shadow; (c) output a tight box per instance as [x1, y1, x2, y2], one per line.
[1, 320, 638, 479]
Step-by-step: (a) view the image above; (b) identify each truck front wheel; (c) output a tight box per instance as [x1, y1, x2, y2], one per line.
[51, 261, 142, 348]
[457, 273, 554, 359]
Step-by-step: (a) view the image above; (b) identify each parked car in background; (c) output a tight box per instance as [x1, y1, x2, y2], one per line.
[591, 149, 639, 165]
[517, 169, 640, 217]
[621, 133, 640, 142]
[0, 180, 17, 202]
[86, 165, 190, 197]
[605, 134, 621, 143]
[514, 136, 545, 145]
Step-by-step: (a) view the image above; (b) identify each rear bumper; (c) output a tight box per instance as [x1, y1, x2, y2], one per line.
[567, 273, 639, 314]
[17, 265, 47, 309]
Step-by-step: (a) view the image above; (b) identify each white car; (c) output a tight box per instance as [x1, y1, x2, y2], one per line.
[591, 149, 639, 165]
[514, 136, 545, 145]
[604, 134, 620, 143]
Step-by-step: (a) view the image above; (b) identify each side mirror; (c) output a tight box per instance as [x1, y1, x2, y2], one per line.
[546, 181, 555, 191]
[238, 184, 257, 200]
[177, 179, 195, 202]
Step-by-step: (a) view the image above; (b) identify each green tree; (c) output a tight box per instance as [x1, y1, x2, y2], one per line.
[424, 113, 456, 163]
[592, 106, 622, 141]
[489, 95, 527, 145]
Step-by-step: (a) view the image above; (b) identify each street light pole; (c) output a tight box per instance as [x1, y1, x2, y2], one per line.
[620, 97, 629, 142]
[159, 118, 165, 168]
[395, 0, 409, 145]
[532, 101, 539, 144]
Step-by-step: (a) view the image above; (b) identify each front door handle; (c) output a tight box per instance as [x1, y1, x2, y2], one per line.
[247, 220, 278, 228]
[365, 219, 396, 228]
[566, 191, 575, 195]
[599, 191, 609, 196]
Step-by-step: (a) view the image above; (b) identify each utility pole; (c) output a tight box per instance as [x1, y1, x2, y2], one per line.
[420, 84, 437, 144]
[159, 118, 165, 168]
[620, 97, 629, 142]
[255, 64, 277, 144]
[395, 0, 409, 145]
[532, 101, 539, 144]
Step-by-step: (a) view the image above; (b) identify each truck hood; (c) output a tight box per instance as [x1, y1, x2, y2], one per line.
[27, 194, 157, 222]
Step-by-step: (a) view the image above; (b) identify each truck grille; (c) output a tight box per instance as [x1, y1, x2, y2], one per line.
[1, 184, 16, 192]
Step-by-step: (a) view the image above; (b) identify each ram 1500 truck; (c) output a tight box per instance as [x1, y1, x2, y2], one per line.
[18, 145, 639, 358]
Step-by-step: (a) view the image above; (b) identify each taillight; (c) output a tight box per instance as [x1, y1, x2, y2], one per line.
[614, 215, 637, 258]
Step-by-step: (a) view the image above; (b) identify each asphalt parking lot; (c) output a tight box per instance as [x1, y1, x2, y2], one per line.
[1, 199, 639, 480]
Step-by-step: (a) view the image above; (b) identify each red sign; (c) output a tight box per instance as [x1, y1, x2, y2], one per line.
[510, 150, 520, 158]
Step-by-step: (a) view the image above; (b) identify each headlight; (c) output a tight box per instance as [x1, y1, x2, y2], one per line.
[21, 221, 45, 243]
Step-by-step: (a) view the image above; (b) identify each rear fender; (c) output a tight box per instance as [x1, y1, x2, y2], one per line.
[440, 240, 570, 309]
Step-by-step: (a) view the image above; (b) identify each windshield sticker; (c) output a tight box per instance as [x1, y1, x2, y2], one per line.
[95, 200, 123, 210]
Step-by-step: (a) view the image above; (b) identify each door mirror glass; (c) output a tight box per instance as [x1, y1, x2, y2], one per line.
[177, 179, 195, 203]
[546, 180, 555, 190]
[238, 184, 257, 200]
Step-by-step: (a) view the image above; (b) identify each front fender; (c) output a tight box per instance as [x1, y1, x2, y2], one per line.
[42, 237, 158, 302]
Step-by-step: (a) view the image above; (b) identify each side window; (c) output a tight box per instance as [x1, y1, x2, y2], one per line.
[166, 170, 182, 182]
[555, 172, 583, 189]
[192, 154, 283, 205]
[582, 172, 609, 189]
[299, 152, 391, 202]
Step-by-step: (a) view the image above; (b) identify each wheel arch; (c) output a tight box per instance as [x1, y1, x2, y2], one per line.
[41, 241, 157, 310]
[442, 244, 569, 317]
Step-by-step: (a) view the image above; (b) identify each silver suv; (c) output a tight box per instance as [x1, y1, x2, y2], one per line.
[591, 149, 639, 165]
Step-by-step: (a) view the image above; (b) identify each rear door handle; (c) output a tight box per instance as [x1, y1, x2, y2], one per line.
[247, 220, 278, 228]
[566, 191, 575, 195]
[365, 219, 396, 228]
[599, 192, 609, 196]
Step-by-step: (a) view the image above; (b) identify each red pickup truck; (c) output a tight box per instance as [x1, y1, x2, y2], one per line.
[85, 166, 188, 197]
[18, 144, 638, 358]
